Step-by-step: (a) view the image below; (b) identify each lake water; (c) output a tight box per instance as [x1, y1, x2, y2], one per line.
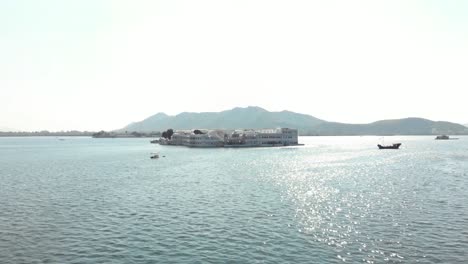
[1, 136, 467, 263]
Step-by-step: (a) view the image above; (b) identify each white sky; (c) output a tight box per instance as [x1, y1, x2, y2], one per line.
[1, 0, 467, 131]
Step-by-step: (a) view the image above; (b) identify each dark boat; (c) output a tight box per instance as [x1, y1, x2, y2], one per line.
[435, 135, 458, 140]
[377, 143, 401, 149]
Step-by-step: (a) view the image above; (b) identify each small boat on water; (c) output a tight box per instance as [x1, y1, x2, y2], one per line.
[150, 139, 159, 144]
[377, 143, 401, 149]
[150, 153, 159, 159]
[435, 135, 458, 140]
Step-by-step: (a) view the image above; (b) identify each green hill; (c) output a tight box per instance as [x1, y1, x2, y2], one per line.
[119, 107, 468, 136]
[313, 118, 468, 136]
[120, 106, 324, 132]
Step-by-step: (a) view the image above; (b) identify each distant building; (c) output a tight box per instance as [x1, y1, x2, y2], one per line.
[159, 128, 299, 147]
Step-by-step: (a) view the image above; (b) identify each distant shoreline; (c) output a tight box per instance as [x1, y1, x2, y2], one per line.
[0, 130, 160, 138]
[0, 132, 95, 137]
[1, 134, 466, 138]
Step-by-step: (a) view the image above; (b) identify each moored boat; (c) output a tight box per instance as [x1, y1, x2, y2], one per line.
[435, 135, 458, 140]
[377, 143, 401, 149]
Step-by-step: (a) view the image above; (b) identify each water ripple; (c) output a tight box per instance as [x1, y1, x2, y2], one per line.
[1, 136, 467, 263]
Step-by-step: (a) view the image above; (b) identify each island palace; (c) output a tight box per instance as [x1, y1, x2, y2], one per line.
[158, 128, 299, 148]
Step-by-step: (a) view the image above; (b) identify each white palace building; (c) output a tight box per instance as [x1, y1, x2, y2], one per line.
[159, 128, 299, 148]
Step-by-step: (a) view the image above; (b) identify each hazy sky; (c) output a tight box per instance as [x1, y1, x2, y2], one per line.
[1, 0, 467, 131]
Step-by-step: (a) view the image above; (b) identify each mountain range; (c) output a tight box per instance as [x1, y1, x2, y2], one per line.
[120, 106, 468, 136]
